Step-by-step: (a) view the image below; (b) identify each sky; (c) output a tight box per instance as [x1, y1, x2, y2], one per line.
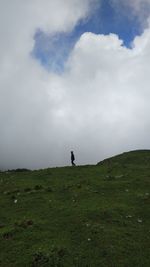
[0, 0, 150, 169]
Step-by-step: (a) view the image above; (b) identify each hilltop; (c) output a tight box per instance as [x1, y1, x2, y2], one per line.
[98, 149, 150, 166]
[0, 150, 150, 266]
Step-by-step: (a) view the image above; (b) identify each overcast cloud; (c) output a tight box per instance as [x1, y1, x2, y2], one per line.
[0, 0, 150, 169]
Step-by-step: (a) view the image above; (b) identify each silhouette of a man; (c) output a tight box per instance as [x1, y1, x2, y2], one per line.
[71, 151, 75, 166]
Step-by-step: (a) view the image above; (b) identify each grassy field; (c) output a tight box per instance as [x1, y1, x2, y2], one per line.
[0, 150, 150, 267]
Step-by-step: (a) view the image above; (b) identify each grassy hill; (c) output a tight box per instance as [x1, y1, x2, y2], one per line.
[98, 149, 150, 166]
[0, 150, 150, 266]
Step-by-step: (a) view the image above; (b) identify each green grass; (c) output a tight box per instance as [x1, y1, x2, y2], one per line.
[0, 150, 150, 266]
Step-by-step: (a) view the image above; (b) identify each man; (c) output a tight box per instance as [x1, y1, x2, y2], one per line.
[71, 151, 76, 166]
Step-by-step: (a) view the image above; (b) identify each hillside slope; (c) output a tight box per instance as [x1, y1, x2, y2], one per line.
[98, 149, 150, 166]
[0, 150, 150, 267]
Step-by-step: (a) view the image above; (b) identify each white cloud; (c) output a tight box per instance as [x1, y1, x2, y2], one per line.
[111, 0, 150, 28]
[62, 31, 150, 161]
[0, 0, 150, 169]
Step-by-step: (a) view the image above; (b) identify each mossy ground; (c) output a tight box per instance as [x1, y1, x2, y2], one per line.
[0, 150, 150, 266]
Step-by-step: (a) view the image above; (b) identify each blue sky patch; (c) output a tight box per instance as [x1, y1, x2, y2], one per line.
[32, 0, 145, 73]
